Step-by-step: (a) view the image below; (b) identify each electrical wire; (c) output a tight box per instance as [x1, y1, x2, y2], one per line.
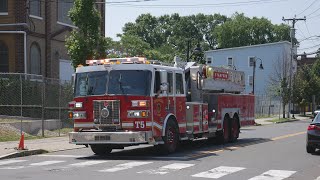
[107, 0, 290, 8]
[296, 0, 318, 16]
[306, 6, 320, 17]
[304, 21, 317, 46]
[298, 43, 320, 50]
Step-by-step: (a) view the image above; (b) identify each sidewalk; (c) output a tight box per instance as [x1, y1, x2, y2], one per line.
[0, 115, 313, 160]
[0, 136, 85, 160]
[254, 114, 312, 125]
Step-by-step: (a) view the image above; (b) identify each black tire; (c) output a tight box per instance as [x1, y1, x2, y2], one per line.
[90, 144, 112, 155]
[306, 145, 316, 153]
[217, 116, 230, 144]
[230, 118, 240, 142]
[159, 119, 179, 154]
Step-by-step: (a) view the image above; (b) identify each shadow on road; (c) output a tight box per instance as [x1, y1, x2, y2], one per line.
[77, 137, 272, 161]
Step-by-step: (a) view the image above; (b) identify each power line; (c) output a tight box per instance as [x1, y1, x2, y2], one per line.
[107, 0, 289, 8]
[296, 0, 318, 16]
[306, 6, 320, 17]
[299, 43, 320, 50]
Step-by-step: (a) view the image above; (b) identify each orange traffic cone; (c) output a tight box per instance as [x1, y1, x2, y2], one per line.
[18, 133, 25, 150]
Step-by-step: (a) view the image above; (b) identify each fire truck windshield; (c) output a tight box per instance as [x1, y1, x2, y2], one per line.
[74, 71, 108, 97]
[108, 70, 152, 96]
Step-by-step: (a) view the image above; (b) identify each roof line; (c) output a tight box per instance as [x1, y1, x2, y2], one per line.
[205, 41, 291, 53]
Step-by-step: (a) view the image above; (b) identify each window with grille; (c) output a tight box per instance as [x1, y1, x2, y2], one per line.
[0, 41, 9, 72]
[57, 0, 74, 25]
[0, 0, 8, 13]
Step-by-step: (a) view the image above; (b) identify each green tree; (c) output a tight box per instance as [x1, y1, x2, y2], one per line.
[120, 35, 150, 57]
[66, 0, 108, 68]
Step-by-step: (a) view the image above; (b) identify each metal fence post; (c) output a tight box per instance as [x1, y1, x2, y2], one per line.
[41, 76, 45, 137]
[20, 74, 23, 135]
[59, 81, 61, 137]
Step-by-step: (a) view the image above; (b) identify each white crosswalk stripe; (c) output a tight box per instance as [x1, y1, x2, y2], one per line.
[30, 161, 65, 166]
[38, 155, 84, 158]
[191, 166, 245, 179]
[316, 176, 320, 180]
[138, 163, 194, 175]
[98, 161, 152, 172]
[0, 160, 27, 166]
[248, 170, 296, 180]
[69, 160, 108, 167]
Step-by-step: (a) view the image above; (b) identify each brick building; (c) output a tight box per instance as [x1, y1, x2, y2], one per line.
[0, 0, 105, 79]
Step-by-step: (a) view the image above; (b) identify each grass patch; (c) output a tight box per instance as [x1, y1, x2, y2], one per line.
[0, 119, 32, 124]
[52, 128, 73, 135]
[267, 118, 297, 123]
[0, 131, 41, 142]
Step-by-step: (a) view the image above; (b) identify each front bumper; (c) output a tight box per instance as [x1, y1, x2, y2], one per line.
[69, 130, 155, 145]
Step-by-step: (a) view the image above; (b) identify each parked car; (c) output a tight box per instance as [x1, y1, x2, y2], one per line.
[313, 105, 320, 117]
[306, 113, 320, 153]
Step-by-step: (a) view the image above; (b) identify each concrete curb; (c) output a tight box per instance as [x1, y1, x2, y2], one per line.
[274, 119, 300, 124]
[0, 149, 48, 160]
[0, 146, 87, 160]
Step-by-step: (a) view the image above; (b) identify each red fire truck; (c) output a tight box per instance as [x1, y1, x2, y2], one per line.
[68, 57, 254, 155]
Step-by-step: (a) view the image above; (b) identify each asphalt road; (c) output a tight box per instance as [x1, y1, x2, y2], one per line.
[0, 119, 319, 180]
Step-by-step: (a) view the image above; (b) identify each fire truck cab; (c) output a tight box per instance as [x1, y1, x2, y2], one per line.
[68, 57, 254, 154]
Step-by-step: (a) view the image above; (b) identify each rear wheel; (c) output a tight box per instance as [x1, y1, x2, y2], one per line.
[230, 118, 240, 142]
[306, 145, 316, 153]
[90, 144, 112, 155]
[217, 116, 230, 144]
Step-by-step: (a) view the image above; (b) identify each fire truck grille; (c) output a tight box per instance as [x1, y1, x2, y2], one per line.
[93, 100, 120, 125]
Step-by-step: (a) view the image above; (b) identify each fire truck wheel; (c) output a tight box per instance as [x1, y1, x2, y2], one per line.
[230, 118, 240, 142]
[90, 144, 112, 155]
[217, 116, 230, 144]
[161, 120, 179, 154]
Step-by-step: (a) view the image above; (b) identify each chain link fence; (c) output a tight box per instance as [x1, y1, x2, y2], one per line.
[0, 73, 73, 138]
[255, 94, 282, 118]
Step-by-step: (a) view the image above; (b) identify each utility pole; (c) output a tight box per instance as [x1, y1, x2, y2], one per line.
[282, 16, 306, 118]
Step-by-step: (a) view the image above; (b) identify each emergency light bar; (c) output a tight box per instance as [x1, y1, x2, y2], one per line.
[86, 57, 148, 65]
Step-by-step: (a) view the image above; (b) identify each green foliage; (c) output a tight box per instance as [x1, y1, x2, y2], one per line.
[118, 12, 290, 62]
[66, 0, 108, 68]
[214, 13, 291, 48]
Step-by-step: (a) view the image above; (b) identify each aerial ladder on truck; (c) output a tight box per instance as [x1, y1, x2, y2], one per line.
[68, 57, 255, 155]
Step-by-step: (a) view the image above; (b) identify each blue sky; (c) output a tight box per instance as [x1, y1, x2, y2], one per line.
[105, 0, 320, 55]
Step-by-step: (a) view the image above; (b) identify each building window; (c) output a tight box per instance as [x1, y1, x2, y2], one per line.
[0, 0, 8, 13]
[30, 0, 41, 17]
[57, 0, 74, 25]
[227, 57, 233, 67]
[0, 41, 9, 72]
[206, 56, 212, 64]
[30, 43, 41, 75]
[249, 57, 255, 67]
[248, 75, 253, 86]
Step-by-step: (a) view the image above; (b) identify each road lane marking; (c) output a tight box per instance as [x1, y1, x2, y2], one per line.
[316, 176, 320, 180]
[271, 132, 305, 141]
[248, 170, 296, 180]
[191, 166, 245, 179]
[188, 131, 306, 159]
[0, 166, 25, 170]
[0, 160, 27, 166]
[30, 161, 65, 166]
[138, 163, 194, 175]
[69, 160, 108, 167]
[98, 161, 152, 172]
[38, 155, 84, 158]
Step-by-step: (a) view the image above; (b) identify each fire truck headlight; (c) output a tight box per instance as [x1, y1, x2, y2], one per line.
[127, 110, 148, 118]
[75, 102, 83, 108]
[73, 111, 86, 119]
[131, 100, 148, 107]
